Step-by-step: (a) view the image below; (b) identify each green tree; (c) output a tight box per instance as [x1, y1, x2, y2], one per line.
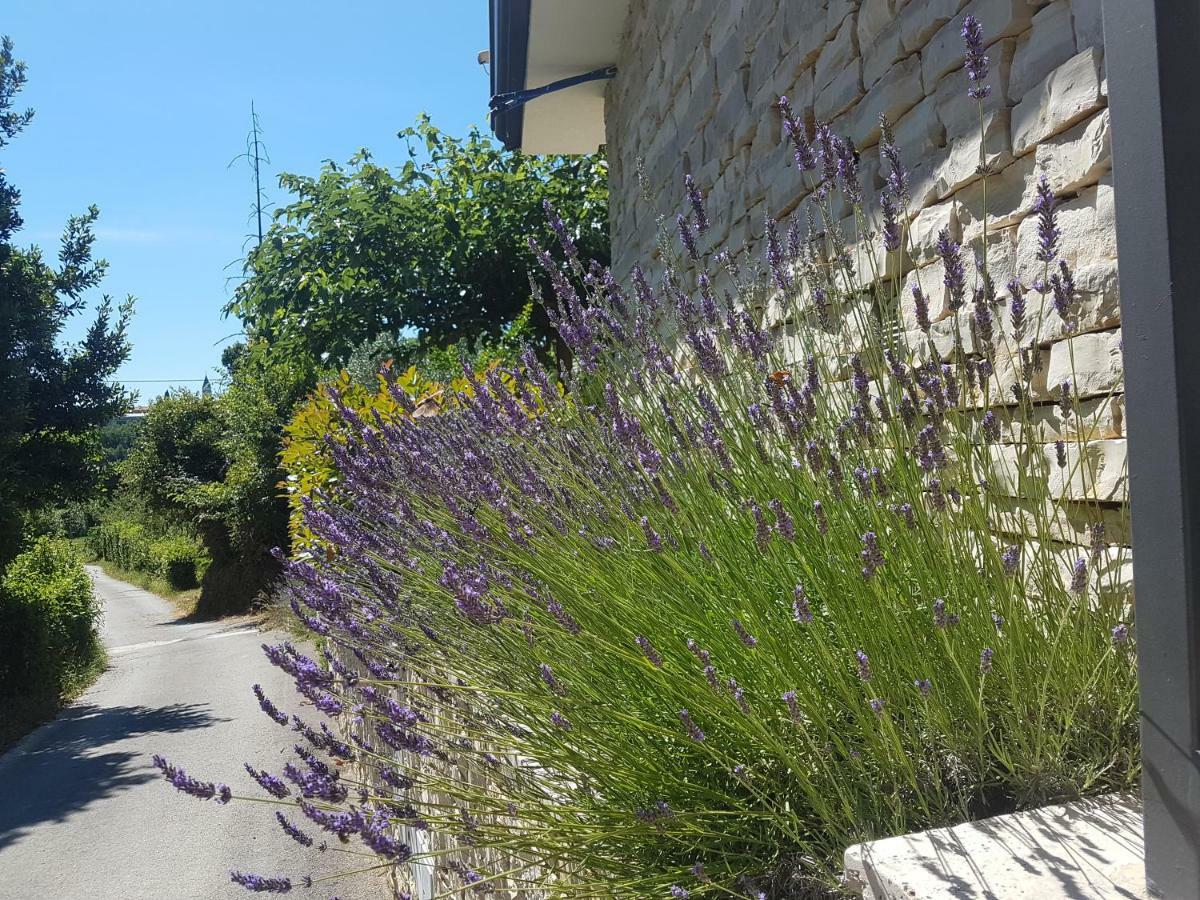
[0, 36, 133, 563]
[226, 117, 608, 366]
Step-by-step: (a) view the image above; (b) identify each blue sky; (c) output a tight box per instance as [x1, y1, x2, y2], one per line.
[5, 1, 489, 398]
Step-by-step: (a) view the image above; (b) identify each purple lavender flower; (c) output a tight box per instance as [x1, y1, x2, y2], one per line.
[152, 755, 231, 804]
[914, 678, 932, 697]
[1058, 380, 1074, 417]
[245, 763, 290, 799]
[980, 647, 995, 674]
[1008, 278, 1027, 338]
[765, 216, 792, 292]
[982, 410, 1001, 443]
[1055, 439, 1068, 468]
[912, 284, 932, 333]
[678, 708, 705, 742]
[253, 684, 289, 727]
[1002, 544, 1021, 576]
[550, 710, 572, 731]
[937, 228, 967, 310]
[671, 886, 691, 899]
[1070, 558, 1088, 594]
[1051, 260, 1076, 325]
[276, 811, 314, 847]
[880, 114, 909, 203]
[782, 690, 801, 722]
[230, 871, 293, 893]
[778, 96, 817, 171]
[769, 499, 796, 541]
[835, 135, 863, 205]
[881, 190, 902, 252]
[539, 662, 565, 694]
[748, 499, 772, 551]
[868, 698, 886, 717]
[676, 213, 699, 261]
[684, 172, 709, 233]
[933, 598, 950, 629]
[813, 501, 828, 534]
[854, 649, 872, 682]
[542, 199, 578, 260]
[961, 15, 991, 99]
[732, 619, 758, 648]
[727, 677, 751, 714]
[636, 635, 664, 668]
[793, 583, 814, 623]
[1090, 522, 1108, 561]
[1033, 176, 1060, 262]
[1112, 623, 1130, 645]
[640, 516, 663, 552]
[992, 612, 1006, 631]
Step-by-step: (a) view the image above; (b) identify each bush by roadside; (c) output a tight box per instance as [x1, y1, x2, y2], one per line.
[86, 521, 208, 592]
[0, 538, 105, 749]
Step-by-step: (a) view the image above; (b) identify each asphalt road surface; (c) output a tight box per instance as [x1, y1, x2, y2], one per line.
[0, 567, 386, 900]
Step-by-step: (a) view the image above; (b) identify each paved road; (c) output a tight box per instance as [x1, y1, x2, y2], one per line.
[0, 568, 387, 900]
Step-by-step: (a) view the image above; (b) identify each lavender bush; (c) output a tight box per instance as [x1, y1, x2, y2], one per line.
[160, 18, 1135, 898]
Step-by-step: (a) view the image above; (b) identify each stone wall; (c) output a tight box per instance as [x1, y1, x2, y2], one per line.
[604, 0, 1125, 568]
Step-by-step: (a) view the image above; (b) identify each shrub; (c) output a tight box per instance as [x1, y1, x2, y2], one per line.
[87, 520, 207, 591]
[0, 537, 100, 703]
[165, 20, 1136, 898]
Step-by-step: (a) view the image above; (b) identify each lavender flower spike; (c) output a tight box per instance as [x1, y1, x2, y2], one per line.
[1033, 176, 1060, 262]
[230, 871, 293, 893]
[684, 173, 709, 233]
[936, 228, 967, 310]
[962, 15, 991, 99]
[678, 708, 705, 742]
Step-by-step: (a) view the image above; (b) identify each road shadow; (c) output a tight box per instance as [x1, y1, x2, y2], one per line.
[0, 702, 223, 852]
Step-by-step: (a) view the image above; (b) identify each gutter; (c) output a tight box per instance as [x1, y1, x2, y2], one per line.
[488, 0, 531, 151]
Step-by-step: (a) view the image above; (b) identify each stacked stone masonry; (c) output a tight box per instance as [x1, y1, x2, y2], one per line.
[605, 0, 1125, 575]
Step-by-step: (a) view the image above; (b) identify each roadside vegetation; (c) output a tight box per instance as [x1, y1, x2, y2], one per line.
[0, 37, 131, 743]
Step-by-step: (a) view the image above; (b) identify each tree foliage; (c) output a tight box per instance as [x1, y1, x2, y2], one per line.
[226, 117, 608, 366]
[0, 36, 133, 562]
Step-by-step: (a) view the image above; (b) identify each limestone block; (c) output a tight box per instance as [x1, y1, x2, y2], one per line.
[863, 23, 908, 89]
[816, 15, 859, 94]
[1072, 0, 1104, 52]
[984, 392, 1124, 443]
[858, 0, 894, 52]
[1012, 47, 1105, 155]
[922, 0, 1035, 91]
[906, 158, 943, 210]
[781, 1, 838, 68]
[710, 0, 749, 45]
[1015, 180, 1117, 282]
[891, 95, 946, 173]
[1052, 437, 1128, 503]
[827, 0, 860, 38]
[956, 153, 1038, 245]
[1031, 108, 1110, 196]
[990, 492, 1131, 547]
[934, 107, 1013, 198]
[899, 0, 967, 53]
[849, 53, 926, 148]
[1046, 327, 1123, 399]
[815, 59, 866, 124]
[1029, 258, 1122, 345]
[748, 17, 786, 99]
[985, 437, 1127, 503]
[1009, 0, 1078, 100]
[907, 199, 960, 267]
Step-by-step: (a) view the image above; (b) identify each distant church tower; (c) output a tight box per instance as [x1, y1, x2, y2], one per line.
[201, 375, 212, 398]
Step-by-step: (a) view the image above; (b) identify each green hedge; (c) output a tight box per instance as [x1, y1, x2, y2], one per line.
[87, 521, 209, 591]
[0, 537, 100, 702]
